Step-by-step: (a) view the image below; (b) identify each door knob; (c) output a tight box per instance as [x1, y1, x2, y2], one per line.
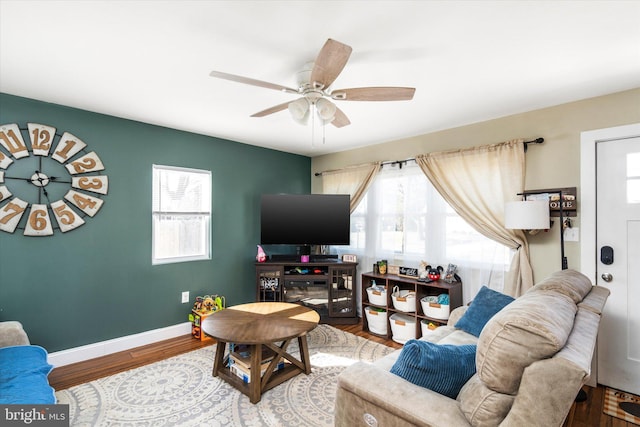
[601, 273, 613, 282]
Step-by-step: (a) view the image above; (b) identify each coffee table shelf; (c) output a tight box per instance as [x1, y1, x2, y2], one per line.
[202, 302, 319, 403]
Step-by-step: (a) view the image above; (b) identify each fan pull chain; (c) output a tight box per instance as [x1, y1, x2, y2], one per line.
[322, 106, 327, 145]
[311, 104, 316, 147]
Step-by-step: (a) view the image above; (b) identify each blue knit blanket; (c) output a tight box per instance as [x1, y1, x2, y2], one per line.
[0, 345, 55, 404]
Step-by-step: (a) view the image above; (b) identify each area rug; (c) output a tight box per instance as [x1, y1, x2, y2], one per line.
[55, 325, 395, 426]
[603, 386, 640, 425]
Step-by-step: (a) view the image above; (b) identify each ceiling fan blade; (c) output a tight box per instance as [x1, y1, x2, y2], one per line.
[331, 106, 351, 128]
[331, 87, 416, 101]
[310, 39, 352, 89]
[251, 101, 291, 117]
[210, 70, 298, 94]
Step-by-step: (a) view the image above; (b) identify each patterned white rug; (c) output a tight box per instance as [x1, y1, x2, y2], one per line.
[55, 325, 395, 426]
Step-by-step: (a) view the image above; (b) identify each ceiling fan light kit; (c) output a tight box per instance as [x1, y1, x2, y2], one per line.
[209, 38, 416, 129]
[288, 98, 311, 124]
[315, 98, 337, 122]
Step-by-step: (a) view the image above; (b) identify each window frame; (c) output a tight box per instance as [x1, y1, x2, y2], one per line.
[152, 164, 212, 265]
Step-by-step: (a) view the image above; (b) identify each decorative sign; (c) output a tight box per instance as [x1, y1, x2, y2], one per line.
[399, 266, 419, 278]
[524, 187, 577, 217]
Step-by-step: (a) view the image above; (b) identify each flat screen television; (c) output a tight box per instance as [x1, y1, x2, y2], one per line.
[260, 194, 351, 246]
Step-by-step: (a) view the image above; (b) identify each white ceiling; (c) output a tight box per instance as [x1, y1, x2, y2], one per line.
[1, 1, 639, 157]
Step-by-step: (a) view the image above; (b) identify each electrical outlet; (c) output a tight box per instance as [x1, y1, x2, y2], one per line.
[181, 291, 190, 304]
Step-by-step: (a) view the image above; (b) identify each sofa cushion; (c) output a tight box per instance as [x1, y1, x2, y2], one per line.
[457, 374, 515, 426]
[454, 286, 514, 337]
[390, 339, 477, 399]
[476, 291, 576, 394]
[526, 269, 592, 303]
[0, 345, 55, 404]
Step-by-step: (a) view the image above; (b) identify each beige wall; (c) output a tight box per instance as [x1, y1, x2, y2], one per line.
[311, 88, 640, 283]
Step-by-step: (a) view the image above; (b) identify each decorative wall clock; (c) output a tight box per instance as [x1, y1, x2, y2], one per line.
[0, 123, 108, 236]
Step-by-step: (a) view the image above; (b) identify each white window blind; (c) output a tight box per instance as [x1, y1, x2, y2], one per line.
[152, 164, 211, 265]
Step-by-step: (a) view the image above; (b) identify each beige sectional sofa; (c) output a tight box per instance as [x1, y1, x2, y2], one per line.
[335, 269, 609, 427]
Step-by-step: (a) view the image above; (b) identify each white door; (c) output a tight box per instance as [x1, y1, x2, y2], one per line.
[596, 136, 640, 395]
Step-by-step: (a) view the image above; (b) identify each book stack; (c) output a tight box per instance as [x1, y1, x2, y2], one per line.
[228, 344, 286, 383]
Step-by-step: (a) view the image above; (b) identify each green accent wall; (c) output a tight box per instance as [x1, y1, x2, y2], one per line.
[0, 93, 310, 352]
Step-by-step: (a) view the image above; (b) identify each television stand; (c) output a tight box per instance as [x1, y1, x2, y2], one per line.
[255, 260, 358, 324]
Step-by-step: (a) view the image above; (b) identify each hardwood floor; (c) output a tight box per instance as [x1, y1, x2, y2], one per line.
[49, 321, 630, 426]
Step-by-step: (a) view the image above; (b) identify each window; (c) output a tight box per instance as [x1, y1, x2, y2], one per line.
[152, 165, 211, 264]
[339, 162, 511, 299]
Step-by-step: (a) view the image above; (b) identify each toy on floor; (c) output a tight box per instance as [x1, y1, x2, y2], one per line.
[192, 294, 226, 314]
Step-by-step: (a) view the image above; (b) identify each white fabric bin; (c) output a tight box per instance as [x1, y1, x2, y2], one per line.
[420, 296, 450, 320]
[366, 286, 387, 306]
[420, 319, 439, 337]
[364, 306, 388, 335]
[391, 286, 416, 312]
[389, 313, 416, 344]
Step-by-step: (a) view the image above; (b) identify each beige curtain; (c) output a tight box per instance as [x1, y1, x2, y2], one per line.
[416, 139, 532, 296]
[320, 162, 381, 212]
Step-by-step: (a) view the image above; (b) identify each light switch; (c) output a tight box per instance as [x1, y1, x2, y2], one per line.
[564, 227, 579, 242]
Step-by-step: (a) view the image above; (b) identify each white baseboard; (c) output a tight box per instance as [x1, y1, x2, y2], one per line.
[48, 322, 192, 367]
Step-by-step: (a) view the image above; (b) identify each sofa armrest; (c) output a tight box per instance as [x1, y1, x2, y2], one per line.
[335, 362, 470, 427]
[500, 290, 607, 427]
[0, 321, 30, 348]
[500, 357, 586, 427]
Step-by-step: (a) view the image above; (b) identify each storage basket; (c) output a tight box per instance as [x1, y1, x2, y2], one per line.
[366, 286, 387, 306]
[391, 286, 416, 312]
[389, 313, 416, 344]
[364, 306, 388, 335]
[420, 319, 439, 337]
[420, 295, 450, 320]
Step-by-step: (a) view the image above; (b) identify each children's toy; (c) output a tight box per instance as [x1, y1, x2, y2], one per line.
[189, 294, 227, 341]
[193, 294, 226, 314]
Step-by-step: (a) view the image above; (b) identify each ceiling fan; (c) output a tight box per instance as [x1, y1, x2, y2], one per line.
[209, 39, 416, 128]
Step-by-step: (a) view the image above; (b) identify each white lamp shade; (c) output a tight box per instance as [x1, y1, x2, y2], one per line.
[288, 98, 310, 124]
[505, 200, 550, 230]
[315, 98, 337, 122]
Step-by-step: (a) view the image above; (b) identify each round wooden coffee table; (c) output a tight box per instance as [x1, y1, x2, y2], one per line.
[201, 302, 319, 403]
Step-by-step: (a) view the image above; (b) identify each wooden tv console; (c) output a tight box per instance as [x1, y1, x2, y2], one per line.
[255, 258, 358, 324]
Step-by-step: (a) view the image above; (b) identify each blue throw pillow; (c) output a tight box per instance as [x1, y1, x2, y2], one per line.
[390, 340, 477, 399]
[455, 286, 515, 337]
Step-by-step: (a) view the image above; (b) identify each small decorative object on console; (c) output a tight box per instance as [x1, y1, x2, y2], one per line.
[388, 264, 400, 275]
[377, 260, 388, 274]
[443, 263, 459, 283]
[256, 245, 267, 262]
[399, 266, 419, 278]
[427, 265, 444, 281]
[418, 261, 429, 279]
[342, 254, 357, 262]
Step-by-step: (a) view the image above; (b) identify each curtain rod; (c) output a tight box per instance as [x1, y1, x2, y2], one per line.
[315, 138, 543, 176]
